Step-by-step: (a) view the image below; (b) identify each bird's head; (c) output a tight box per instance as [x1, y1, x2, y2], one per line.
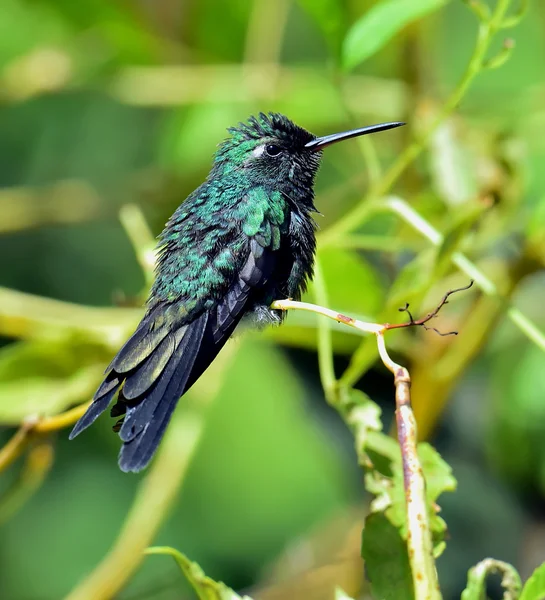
[213, 112, 404, 204]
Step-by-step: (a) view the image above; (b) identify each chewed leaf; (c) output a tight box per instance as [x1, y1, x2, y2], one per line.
[364, 434, 456, 557]
[343, 0, 449, 70]
[462, 559, 522, 600]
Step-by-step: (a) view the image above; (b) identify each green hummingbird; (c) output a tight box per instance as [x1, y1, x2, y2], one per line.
[70, 113, 403, 472]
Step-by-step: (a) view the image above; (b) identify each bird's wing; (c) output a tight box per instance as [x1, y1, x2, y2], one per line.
[70, 192, 285, 472]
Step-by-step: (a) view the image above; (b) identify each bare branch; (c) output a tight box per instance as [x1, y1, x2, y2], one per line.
[385, 280, 474, 336]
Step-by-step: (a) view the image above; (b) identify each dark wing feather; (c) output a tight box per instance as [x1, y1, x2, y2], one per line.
[69, 235, 277, 473]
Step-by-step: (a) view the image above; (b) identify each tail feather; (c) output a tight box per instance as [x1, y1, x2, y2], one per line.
[68, 377, 122, 439]
[69, 239, 275, 472]
[121, 333, 177, 400]
[117, 313, 208, 472]
[117, 328, 188, 443]
[107, 309, 170, 374]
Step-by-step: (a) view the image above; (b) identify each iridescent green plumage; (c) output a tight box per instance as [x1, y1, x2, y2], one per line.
[69, 112, 403, 472]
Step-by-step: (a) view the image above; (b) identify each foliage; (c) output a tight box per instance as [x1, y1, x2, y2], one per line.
[0, 0, 544, 598]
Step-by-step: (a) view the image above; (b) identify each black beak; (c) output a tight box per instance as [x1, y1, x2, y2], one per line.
[304, 121, 405, 151]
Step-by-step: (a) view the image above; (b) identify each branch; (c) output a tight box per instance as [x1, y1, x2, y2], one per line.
[384, 196, 545, 352]
[386, 281, 474, 335]
[319, 0, 518, 246]
[65, 344, 238, 600]
[119, 204, 156, 289]
[0, 401, 91, 476]
[0, 437, 54, 524]
[272, 286, 470, 600]
[66, 412, 204, 600]
[0, 285, 139, 343]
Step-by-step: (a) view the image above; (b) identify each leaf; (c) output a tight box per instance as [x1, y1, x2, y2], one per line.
[342, 389, 383, 465]
[145, 546, 253, 600]
[0, 367, 101, 425]
[297, 0, 346, 57]
[361, 513, 414, 600]
[312, 248, 385, 318]
[520, 562, 545, 600]
[386, 249, 435, 309]
[343, 0, 449, 70]
[462, 559, 522, 600]
[432, 203, 484, 278]
[417, 443, 457, 554]
[0, 338, 108, 424]
[342, 389, 455, 556]
[429, 120, 479, 207]
[418, 443, 457, 504]
[364, 438, 456, 557]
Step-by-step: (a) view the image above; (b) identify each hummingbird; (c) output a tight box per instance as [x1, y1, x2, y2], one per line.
[69, 113, 403, 472]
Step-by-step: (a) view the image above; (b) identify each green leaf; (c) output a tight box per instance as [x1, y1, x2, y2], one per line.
[462, 559, 522, 600]
[386, 249, 435, 309]
[343, 0, 449, 70]
[432, 203, 484, 278]
[312, 248, 385, 318]
[0, 367, 101, 425]
[341, 389, 455, 556]
[145, 546, 253, 600]
[342, 388, 383, 459]
[297, 0, 346, 57]
[418, 443, 457, 504]
[520, 561, 545, 600]
[364, 438, 455, 556]
[361, 513, 414, 600]
[429, 121, 479, 207]
[418, 443, 457, 555]
[0, 338, 108, 424]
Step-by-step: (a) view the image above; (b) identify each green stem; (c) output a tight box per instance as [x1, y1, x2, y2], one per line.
[318, 0, 514, 247]
[272, 299, 441, 600]
[119, 204, 156, 289]
[0, 286, 139, 346]
[66, 345, 237, 600]
[312, 259, 338, 402]
[0, 438, 54, 524]
[66, 412, 204, 600]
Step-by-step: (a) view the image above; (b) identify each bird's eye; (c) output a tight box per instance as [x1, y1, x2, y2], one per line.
[265, 144, 282, 157]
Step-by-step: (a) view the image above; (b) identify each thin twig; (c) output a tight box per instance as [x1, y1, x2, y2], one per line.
[0, 422, 35, 473]
[0, 438, 54, 524]
[384, 196, 545, 352]
[319, 0, 516, 246]
[272, 286, 469, 600]
[119, 204, 156, 289]
[66, 412, 204, 600]
[0, 401, 91, 476]
[386, 281, 474, 335]
[65, 344, 238, 600]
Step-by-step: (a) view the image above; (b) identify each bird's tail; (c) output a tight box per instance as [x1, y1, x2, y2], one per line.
[70, 309, 211, 472]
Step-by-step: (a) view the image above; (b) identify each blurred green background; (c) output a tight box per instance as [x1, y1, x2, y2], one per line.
[0, 0, 544, 599]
